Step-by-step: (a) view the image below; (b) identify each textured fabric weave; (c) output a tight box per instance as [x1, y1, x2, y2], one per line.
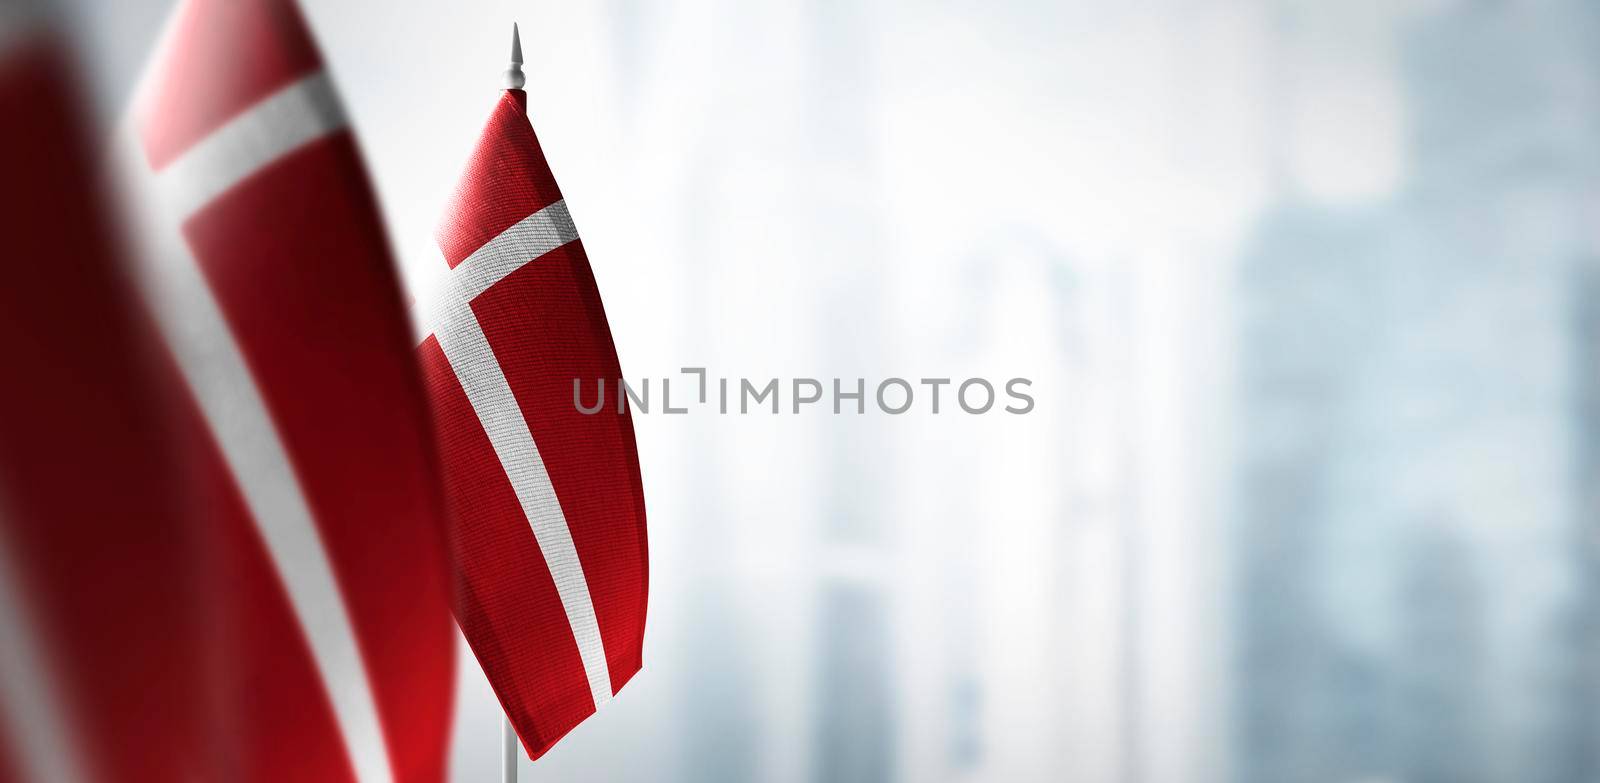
[420, 89, 649, 761]
[124, 1, 457, 781]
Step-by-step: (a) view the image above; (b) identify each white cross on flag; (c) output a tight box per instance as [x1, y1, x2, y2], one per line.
[1, 2, 648, 778]
[117, 1, 457, 781]
[413, 68, 650, 759]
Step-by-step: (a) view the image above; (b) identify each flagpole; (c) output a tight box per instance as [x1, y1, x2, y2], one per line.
[499, 22, 526, 783]
[505, 23, 525, 91]
[502, 712, 518, 783]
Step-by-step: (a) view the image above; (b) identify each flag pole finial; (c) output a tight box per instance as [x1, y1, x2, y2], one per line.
[504, 23, 525, 90]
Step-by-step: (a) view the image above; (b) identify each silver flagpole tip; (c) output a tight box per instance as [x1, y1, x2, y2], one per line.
[504, 23, 525, 90]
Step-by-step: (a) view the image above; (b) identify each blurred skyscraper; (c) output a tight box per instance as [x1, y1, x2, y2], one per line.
[946, 232, 1089, 783]
[804, 2, 896, 782]
[1233, 1, 1600, 781]
[1559, 261, 1600, 782]
[1234, 199, 1393, 783]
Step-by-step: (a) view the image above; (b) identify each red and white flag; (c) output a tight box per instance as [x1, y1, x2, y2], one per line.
[414, 36, 649, 760]
[117, 1, 456, 781]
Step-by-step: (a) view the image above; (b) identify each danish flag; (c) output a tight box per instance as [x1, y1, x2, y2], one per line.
[1, 4, 646, 779]
[115, 1, 457, 781]
[413, 28, 650, 760]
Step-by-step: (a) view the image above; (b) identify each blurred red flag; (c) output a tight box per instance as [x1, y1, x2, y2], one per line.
[0, 28, 209, 783]
[414, 82, 649, 758]
[117, 1, 456, 781]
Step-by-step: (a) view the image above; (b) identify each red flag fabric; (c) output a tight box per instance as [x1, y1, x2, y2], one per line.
[416, 87, 649, 759]
[117, 1, 456, 781]
[0, 30, 208, 783]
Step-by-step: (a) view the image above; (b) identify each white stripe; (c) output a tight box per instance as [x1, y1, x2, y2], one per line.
[154, 72, 343, 215]
[450, 200, 578, 301]
[418, 220, 613, 710]
[0, 504, 92, 783]
[414, 199, 578, 341]
[118, 72, 394, 783]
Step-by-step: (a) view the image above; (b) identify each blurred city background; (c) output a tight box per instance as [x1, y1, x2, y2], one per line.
[50, 0, 1600, 780]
